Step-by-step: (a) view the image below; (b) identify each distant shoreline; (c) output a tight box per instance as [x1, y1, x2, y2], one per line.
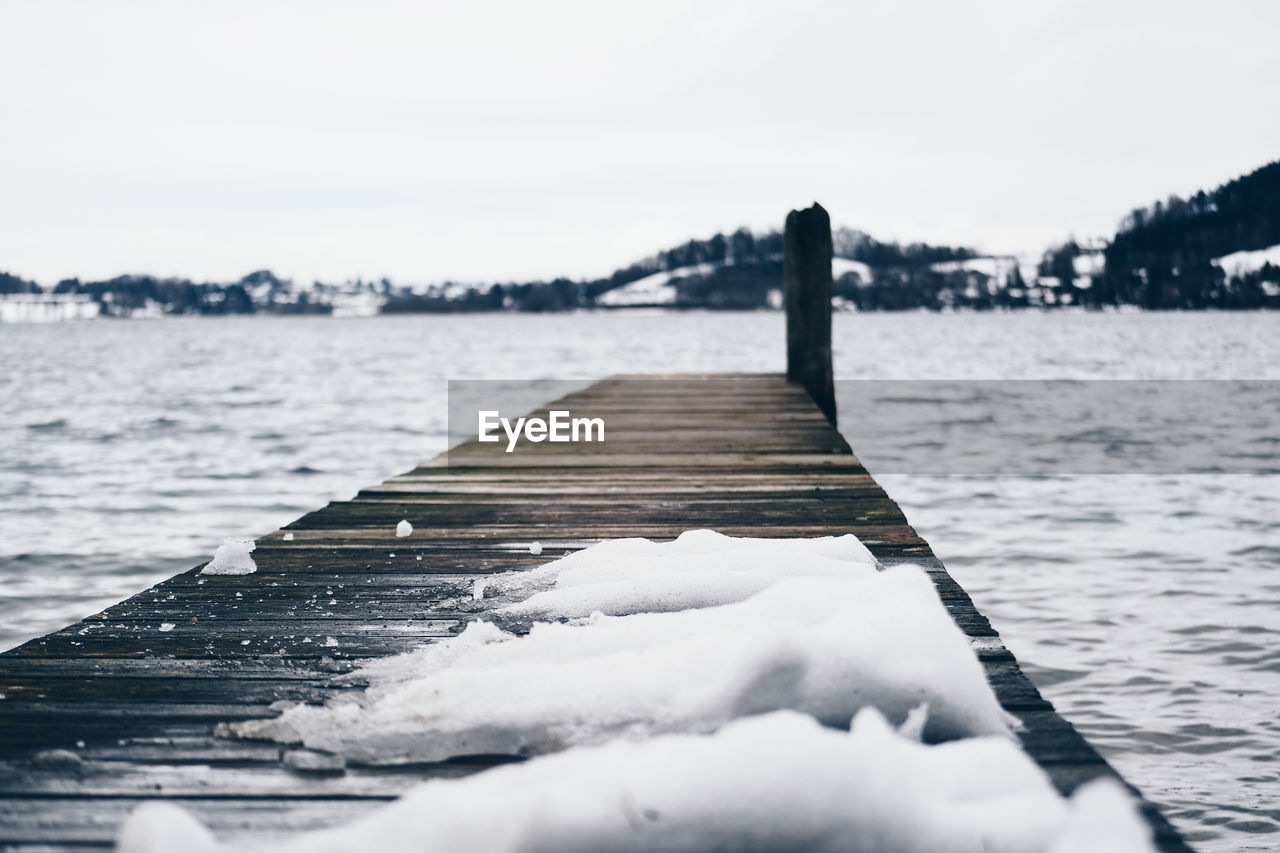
[8, 299, 1280, 326]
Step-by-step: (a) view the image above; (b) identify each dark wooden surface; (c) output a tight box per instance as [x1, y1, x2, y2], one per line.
[0, 374, 1192, 851]
[784, 204, 835, 423]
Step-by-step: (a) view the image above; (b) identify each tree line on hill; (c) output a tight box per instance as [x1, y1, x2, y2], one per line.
[3, 160, 1277, 314]
[1096, 160, 1280, 308]
[0, 228, 983, 315]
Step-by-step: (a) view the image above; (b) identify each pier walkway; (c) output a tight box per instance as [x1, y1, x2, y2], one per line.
[0, 374, 1191, 851]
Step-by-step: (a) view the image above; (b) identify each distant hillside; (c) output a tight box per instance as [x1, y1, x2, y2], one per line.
[1098, 160, 1280, 308]
[589, 227, 982, 310]
[6, 165, 1280, 318]
[382, 227, 981, 313]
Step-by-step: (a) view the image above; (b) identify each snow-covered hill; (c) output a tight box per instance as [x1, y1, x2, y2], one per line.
[596, 263, 716, 306]
[1213, 245, 1280, 277]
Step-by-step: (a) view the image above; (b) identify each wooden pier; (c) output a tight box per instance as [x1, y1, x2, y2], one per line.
[0, 373, 1191, 851]
[0, 210, 1192, 851]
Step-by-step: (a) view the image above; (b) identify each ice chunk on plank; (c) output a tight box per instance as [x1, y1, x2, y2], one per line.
[200, 538, 257, 575]
[123, 710, 1154, 853]
[1049, 778, 1160, 853]
[553, 528, 877, 567]
[230, 566, 1011, 761]
[477, 528, 877, 609]
[500, 550, 877, 617]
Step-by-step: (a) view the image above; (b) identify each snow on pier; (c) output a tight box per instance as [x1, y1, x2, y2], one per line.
[0, 375, 1190, 852]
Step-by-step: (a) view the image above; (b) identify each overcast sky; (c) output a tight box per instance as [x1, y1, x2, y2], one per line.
[2, 0, 1277, 285]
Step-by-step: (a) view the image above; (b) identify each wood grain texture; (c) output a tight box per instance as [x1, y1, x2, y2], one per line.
[0, 374, 1192, 852]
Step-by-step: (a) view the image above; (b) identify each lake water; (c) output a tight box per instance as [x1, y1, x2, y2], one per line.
[2, 311, 1277, 851]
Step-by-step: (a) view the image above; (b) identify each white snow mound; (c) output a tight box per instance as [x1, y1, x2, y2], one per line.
[119, 802, 216, 853]
[229, 565, 1011, 761]
[200, 537, 257, 575]
[1213, 244, 1280, 277]
[120, 709, 1154, 853]
[475, 528, 877, 613]
[121, 531, 1160, 852]
[1048, 777, 1160, 853]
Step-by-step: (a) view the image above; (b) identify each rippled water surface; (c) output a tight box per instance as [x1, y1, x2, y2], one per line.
[1, 312, 1277, 851]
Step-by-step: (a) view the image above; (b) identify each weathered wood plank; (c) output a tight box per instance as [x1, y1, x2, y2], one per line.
[285, 497, 909, 529]
[255, 525, 930, 543]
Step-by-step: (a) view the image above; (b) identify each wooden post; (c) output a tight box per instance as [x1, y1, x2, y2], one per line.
[784, 202, 836, 425]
